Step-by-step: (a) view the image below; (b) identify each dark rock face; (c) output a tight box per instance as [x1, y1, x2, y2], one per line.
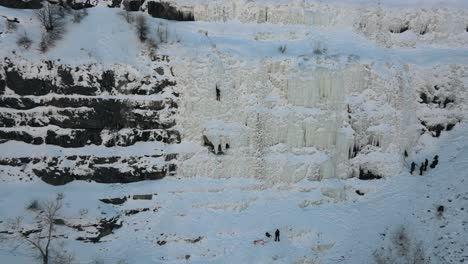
[0, 0, 43, 9]
[0, 58, 179, 185]
[100, 197, 128, 205]
[418, 83, 462, 138]
[147, 1, 194, 21]
[132, 194, 153, 200]
[0, 154, 177, 185]
[107, 0, 123, 8]
[75, 217, 122, 243]
[0, 77, 5, 95]
[64, 0, 95, 10]
[123, 207, 149, 216]
[358, 168, 382, 180]
[389, 23, 409, 34]
[123, 0, 143, 11]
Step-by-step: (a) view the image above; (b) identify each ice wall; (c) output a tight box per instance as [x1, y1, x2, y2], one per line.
[174, 53, 421, 182]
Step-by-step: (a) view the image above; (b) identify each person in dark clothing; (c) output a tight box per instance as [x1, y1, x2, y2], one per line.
[410, 162, 416, 174]
[275, 229, 280, 242]
[265, 232, 271, 238]
[424, 159, 429, 171]
[215, 85, 220, 101]
[430, 155, 439, 169]
[419, 163, 424, 175]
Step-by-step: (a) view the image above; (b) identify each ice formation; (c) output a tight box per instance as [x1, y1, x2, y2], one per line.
[174, 53, 445, 182]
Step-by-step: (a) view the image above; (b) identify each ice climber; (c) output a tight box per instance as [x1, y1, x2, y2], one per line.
[419, 163, 424, 175]
[275, 229, 280, 242]
[216, 85, 220, 101]
[424, 158, 429, 171]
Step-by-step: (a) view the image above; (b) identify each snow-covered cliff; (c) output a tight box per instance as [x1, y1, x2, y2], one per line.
[0, 0, 467, 185]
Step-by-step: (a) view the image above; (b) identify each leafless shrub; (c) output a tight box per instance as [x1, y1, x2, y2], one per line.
[35, 2, 64, 32]
[135, 14, 148, 42]
[39, 33, 49, 53]
[373, 226, 430, 264]
[17, 32, 33, 50]
[312, 41, 328, 55]
[1, 194, 71, 264]
[26, 198, 40, 210]
[78, 208, 88, 217]
[147, 38, 159, 60]
[278, 44, 287, 54]
[119, 10, 134, 24]
[39, 25, 65, 53]
[50, 242, 75, 264]
[72, 8, 88, 24]
[313, 47, 327, 55]
[6, 20, 18, 32]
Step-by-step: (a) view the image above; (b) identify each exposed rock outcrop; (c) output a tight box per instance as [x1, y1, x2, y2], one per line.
[0, 0, 43, 9]
[146, 1, 194, 21]
[0, 58, 180, 185]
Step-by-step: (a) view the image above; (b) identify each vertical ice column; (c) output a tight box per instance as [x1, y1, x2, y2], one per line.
[266, 6, 304, 24]
[287, 121, 305, 148]
[304, 11, 331, 26]
[304, 119, 317, 147]
[287, 68, 345, 109]
[344, 64, 370, 93]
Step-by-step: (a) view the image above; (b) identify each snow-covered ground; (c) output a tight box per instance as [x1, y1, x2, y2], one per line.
[0, 0, 467, 263]
[1, 122, 467, 263]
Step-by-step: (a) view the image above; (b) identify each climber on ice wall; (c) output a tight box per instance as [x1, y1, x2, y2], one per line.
[216, 85, 220, 101]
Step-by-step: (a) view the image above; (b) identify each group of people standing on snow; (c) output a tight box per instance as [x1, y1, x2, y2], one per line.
[410, 155, 439, 175]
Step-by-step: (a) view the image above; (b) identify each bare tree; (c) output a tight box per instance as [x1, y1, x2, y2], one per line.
[35, 2, 63, 32]
[1, 194, 73, 264]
